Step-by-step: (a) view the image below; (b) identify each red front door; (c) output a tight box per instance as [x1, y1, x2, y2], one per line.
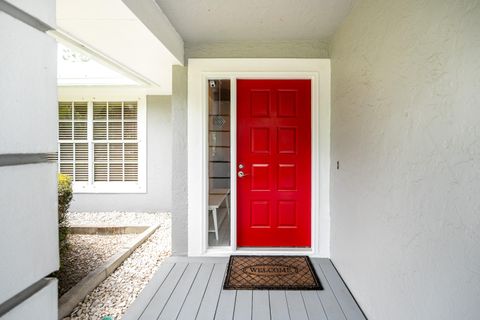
[237, 79, 311, 247]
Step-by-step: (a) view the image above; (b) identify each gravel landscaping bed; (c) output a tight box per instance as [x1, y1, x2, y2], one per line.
[63, 212, 171, 320]
[58, 233, 138, 296]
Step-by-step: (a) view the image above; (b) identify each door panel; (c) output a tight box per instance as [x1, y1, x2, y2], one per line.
[237, 79, 311, 247]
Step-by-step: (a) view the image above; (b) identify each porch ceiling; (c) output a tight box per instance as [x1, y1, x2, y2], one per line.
[155, 0, 357, 43]
[57, 0, 183, 93]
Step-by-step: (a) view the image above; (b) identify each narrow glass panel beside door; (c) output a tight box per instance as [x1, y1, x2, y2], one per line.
[207, 79, 231, 247]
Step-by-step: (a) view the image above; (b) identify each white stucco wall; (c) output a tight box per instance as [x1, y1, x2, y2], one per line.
[1, 0, 58, 317]
[2, 279, 57, 320]
[0, 11, 57, 154]
[330, 1, 480, 319]
[171, 65, 189, 255]
[5, 0, 56, 26]
[185, 40, 330, 59]
[69, 95, 172, 212]
[0, 163, 58, 307]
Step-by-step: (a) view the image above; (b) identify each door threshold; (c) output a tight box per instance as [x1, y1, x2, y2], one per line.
[204, 246, 314, 257]
[237, 247, 311, 251]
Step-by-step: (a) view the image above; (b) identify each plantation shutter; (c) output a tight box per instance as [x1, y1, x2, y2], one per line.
[58, 100, 139, 184]
[58, 102, 88, 181]
[93, 101, 138, 182]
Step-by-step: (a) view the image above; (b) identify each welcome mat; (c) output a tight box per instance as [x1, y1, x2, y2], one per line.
[223, 255, 323, 290]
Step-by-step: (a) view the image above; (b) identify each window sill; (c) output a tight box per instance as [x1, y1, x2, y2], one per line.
[72, 182, 146, 194]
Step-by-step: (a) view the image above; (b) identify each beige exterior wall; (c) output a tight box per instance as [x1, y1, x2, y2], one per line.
[330, 1, 480, 319]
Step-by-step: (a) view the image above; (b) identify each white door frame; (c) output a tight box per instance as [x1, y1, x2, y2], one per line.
[187, 59, 331, 257]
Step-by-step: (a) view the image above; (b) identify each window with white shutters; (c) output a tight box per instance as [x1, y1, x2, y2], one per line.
[57, 99, 145, 193]
[92, 101, 138, 182]
[58, 102, 89, 182]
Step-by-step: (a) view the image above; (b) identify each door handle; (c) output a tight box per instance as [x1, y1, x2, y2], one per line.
[238, 171, 249, 178]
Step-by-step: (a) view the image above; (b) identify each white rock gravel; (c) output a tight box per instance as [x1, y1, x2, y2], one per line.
[58, 233, 138, 296]
[63, 212, 171, 320]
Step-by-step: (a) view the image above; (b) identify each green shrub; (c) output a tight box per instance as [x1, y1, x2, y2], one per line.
[58, 173, 72, 254]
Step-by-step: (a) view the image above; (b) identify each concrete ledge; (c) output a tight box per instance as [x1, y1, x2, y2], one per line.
[58, 223, 160, 319]
[69, 225, 149, 235]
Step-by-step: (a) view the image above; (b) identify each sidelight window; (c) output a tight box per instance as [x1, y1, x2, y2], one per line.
[207, 79, 231, 247]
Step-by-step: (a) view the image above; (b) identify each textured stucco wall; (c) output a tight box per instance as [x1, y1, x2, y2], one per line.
[171, 65, 189, 255]
[70, 95, 172, 212]
[2, 279, 57, 320]
[330, 1, 480, 319]
[1, 0, 58, 317]
[185, 40, 329, 59]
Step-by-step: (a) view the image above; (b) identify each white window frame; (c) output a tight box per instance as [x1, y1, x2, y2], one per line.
[187, 59, 331, 257]
[58, 87, 147, 194]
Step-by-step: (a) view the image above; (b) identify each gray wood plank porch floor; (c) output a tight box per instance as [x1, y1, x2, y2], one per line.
[124, 257, 366, 320]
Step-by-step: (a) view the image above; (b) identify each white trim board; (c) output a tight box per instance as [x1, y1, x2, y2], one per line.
[187, 59, 331, 257]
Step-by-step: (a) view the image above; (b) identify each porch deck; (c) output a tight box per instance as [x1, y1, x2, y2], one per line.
[124, 256, 366, 320]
